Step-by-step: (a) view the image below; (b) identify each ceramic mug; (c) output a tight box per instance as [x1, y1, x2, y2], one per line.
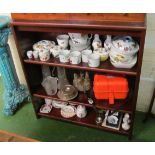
[59, 50, 70, 63]
[32, 50, 39, 59]
[57, 34, 69, 49]
[70, 51, 81, 64]
[50, 45, 62, 58]
[81, 49, 92, 63]
[39, 50, 50, 61]
[27, 50, 33, 59]
[88, 53, 100, 68]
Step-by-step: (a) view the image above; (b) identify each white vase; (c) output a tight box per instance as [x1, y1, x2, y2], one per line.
[92, 34, 102, 50]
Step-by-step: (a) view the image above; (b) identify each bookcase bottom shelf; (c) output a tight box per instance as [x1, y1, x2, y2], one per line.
[38, 108, 130, 136]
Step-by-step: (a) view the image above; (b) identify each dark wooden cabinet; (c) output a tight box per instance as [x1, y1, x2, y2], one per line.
[11, 13, 146, 140]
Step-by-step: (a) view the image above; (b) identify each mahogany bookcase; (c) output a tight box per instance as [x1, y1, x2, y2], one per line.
[11, 13, 146, 140]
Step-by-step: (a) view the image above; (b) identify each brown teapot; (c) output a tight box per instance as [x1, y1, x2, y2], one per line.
[73, 72, 91, 93]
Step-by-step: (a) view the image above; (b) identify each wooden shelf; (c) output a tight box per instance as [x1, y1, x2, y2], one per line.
[38, 108, 129, 136]
[33, 86, 133, 113]
[24, 58, 137, 76]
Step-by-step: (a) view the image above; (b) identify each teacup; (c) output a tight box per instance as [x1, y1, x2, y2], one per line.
[27, 50, 33, 59]
[50, 45, 62, 58]
[39, 50, 50, 61]
[70, 51, 81, 65]
[33, 50, 39, 59]
[76, 105, 87, 118]
[81, 49, 92, 63]
[57, 34, 69, 49]
[88, 53, 100, 68]
[59, 50, 70, 63]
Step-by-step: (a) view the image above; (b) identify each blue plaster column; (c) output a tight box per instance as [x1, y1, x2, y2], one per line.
[0, 16, 29, 116]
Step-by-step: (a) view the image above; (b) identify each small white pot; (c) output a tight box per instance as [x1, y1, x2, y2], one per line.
[27, 50, 33, 59]
[70, 51, 81, 64]
[59, 50, 70, 63]
[88, 53, 100, 68]
[39, 50, 50, 61]
[81, 49, 92, 63]
[33, 50, 39, 59]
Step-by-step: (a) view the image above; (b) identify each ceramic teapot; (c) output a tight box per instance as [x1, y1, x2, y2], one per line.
[68, 33, 92, 45]
[73, 72, 91, 92]
[76, 105, 87, 118]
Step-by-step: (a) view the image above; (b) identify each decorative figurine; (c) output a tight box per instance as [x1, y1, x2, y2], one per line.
[73, 72, 90, 93]
[122, 113, 131, 131]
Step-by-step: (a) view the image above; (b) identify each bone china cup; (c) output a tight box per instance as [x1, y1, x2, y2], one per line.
[81, 49, 92, 63]
[39, 50, 50, 62]
[70, 51, 81, 64]
[56, 34, 69, 49]
[88, 53, 100, 68]
[59, 50, 70, 63]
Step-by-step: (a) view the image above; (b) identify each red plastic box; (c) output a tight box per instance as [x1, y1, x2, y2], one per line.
[93, 75, 129, 104]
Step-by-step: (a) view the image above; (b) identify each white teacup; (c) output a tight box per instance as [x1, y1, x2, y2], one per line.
[39, 50, 50, 61]
[70, 51, 81, 65]
[57, 34, 69, 49]
[59, 50, 70, 63]
[88, 53, 100, 68]
[27, 50, 33, 59]
[81, 49, 92, 63]
[33, 50, 39, 59]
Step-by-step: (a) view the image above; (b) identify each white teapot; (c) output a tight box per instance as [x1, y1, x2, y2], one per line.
[76, 105, 87, 118]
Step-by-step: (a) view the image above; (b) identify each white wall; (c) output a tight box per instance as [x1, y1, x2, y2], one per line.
[1, 13, 155, 113]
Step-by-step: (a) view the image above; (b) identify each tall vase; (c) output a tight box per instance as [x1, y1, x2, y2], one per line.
[0, 17, 29, 116]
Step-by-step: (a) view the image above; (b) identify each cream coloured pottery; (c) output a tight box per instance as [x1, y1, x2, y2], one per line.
[33, 40, 55, 52]
[93, 48, 109, 61]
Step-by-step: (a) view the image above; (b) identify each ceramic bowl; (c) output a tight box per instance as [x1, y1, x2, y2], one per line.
[33, 40, 55, 52]
[93, 48, 109, 61]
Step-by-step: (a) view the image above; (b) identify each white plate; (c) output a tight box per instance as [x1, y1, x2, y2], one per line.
[61, 105, 76, 118]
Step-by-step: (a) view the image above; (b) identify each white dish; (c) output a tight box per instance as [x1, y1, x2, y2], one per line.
[52, 100, 68, 109]
[110, 55, 137, 69]
[61, 105, 76, 118]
